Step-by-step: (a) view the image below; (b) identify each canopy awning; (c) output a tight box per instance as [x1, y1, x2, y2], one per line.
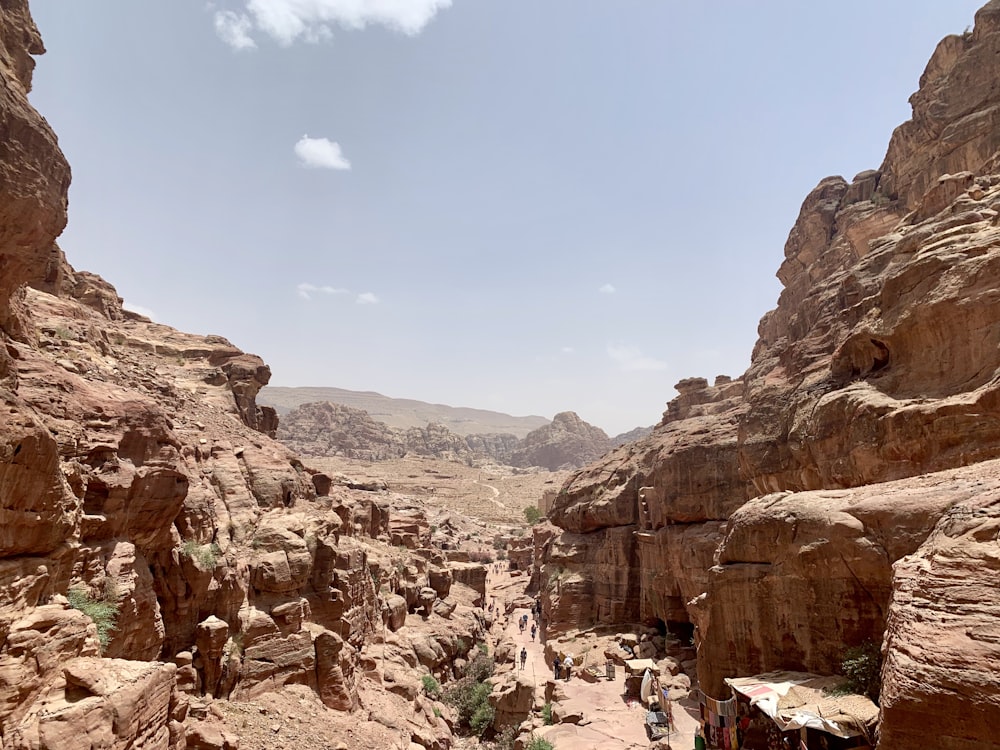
[725, 671, 877, 739]
[624, 658, 659, 675]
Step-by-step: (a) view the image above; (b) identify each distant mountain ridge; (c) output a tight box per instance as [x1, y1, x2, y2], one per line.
[276, 401, 640, 470]
[260, 386, 549, 438]
[276, 401, 521, 464]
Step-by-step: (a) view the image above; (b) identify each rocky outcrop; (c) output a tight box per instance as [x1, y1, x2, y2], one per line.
[0, 0, 70, 339]
[510, 411, 613, 471]
[878, 467, 1000, 749]
[610, 425, 653, 447]
[880, 2, 1000, 211]
[277, 400, 520, 464]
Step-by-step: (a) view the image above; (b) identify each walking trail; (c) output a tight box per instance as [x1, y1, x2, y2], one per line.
[485, 566, 702, 750]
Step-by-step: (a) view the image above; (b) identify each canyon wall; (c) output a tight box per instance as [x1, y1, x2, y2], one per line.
[539, 4, 1000, 748]
[0, 4, 487, 748]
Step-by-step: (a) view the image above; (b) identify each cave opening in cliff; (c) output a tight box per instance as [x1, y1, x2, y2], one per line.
[665, 618, 694, 646]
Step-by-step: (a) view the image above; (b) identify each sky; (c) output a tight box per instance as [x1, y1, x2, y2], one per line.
[28, 1, 985, 435]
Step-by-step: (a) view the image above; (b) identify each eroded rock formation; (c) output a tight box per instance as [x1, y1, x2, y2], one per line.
[510, 411, 613, 471]
[277, 400, 520, 464]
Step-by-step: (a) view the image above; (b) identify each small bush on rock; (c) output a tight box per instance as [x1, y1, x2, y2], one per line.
[444, 651, 496, 737]
[421, 674, 441, 699]
[841, 640, 882, 704]
[67, 584, 119, 651]
[181, 540, 220, 570]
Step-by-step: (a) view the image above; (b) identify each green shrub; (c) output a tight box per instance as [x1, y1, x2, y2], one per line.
[470, 699, 495, 736]
[67, 585, 119, 651]
[524, 506, 542, 525]
[444, 652, 496, 736]
[182, 540, 220, 570]
[526, 737, 554, 750]
[421, 674, 441, 699]
[541, 702, 553, 725]
[465, 651, 494, 683]
[490, 726, 517, 750]
[841, 640, 882, 704]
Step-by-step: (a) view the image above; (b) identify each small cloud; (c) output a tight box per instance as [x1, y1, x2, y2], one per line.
[297, 282, 348, 300]
[214, 10, 257, 50]
[560, 346, 575, 354]
[607, 344, 668, 372]
[599, 283, 616, 294]
[122, 302, 156, 320]
[294, 136, 351, 170]
[356, 292, 379, 305]
[217, 0, 454, 47]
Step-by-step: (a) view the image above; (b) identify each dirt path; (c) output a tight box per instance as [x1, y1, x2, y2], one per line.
[486, 568, 701, 750]
[472, 478, 506, 509]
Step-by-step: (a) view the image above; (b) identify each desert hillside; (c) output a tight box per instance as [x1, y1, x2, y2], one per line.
[260, 386, 549, 438]
[277, 401, 617, 471]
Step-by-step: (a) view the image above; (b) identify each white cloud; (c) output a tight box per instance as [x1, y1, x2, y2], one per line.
[607, 344, 668, 372]
[214, 0, 453, 47]
[122, 302, 156, 320]
[356, 292, 379, 305]
[214, 10, 257, 50]
[599, 283, 616, 294]
[560, 346, 575, 354]
[297, 282, 349, 300]
[294, 136, 351, 170]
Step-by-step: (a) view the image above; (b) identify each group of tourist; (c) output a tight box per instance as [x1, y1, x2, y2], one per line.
[552, 653, 574, 681]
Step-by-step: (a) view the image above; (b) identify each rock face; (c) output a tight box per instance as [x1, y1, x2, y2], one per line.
[510, 412, 613, 471]
[0, 0, 70, 338]
[277, 400, 520, 464]
[537, 6, 1000, 749]
[539, 377, 748, 637]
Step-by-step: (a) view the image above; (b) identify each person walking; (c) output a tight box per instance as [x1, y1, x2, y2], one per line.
[553, 656, 562, 680]
[520, 647, 527, 671]
[563, 654, 574, 681]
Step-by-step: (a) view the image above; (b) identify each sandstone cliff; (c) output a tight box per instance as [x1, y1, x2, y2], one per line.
[538, 5, 1000, 748]
[277, 400, 520, 464]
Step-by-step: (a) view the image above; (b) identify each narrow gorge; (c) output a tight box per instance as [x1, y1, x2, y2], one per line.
[2, 2, 1000, 750]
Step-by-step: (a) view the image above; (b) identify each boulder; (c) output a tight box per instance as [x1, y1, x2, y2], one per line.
[385, 594, 407, 632]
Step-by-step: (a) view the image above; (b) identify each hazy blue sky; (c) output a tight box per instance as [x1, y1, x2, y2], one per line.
[28, 1, 984, 434]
